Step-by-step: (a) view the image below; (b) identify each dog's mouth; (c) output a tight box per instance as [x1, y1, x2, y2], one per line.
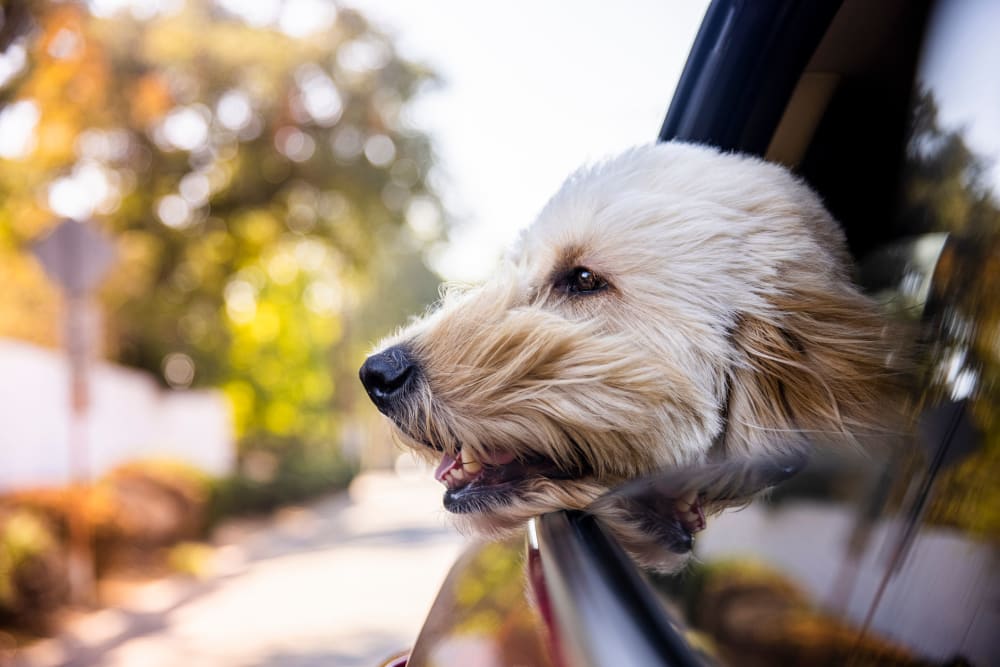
[434, 448, 579, 513]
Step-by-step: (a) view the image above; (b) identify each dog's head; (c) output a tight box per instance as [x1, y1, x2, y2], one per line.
[360, 143, 902, 537]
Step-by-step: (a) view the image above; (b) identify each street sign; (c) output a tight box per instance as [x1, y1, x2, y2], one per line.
[30, 219, 117, 605]
[31, 219, 117, 297]
[29, 219, 119, 464]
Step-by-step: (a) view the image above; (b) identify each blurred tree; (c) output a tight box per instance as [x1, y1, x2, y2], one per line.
[0, 0, 444, 476]
[896, 88, 1000, 540]
[898, 89, 1000, 238]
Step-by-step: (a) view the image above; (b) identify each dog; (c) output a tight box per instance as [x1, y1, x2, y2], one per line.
[360, 142, 903, 559]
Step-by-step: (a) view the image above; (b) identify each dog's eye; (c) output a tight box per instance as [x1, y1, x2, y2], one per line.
[564, 267, 607, 294]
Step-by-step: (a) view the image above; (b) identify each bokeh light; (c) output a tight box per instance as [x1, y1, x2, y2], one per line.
[162, 351, 196, 388]
[0, 100, 38, 159]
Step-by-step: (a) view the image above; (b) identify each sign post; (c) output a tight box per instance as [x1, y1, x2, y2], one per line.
[32, 219, 116, 605]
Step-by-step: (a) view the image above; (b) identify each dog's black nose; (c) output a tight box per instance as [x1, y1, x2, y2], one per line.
[359, 345, 416, 406]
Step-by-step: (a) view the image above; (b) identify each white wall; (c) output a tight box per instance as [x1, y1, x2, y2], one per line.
[0, 338, 234, 490]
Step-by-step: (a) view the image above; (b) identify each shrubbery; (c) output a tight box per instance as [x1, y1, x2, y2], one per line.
[208, 436, 356, 524]
[98, 460, 212, 573]
[0, 448, 355, 632]
[0, 510, 67, 633]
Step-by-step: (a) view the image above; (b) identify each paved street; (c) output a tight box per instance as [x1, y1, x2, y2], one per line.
[13, 471, 467, 667]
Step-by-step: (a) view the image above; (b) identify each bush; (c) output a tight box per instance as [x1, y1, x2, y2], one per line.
[1, 486, 115, 546]
[0, 510, 67, 633]
[166, 542, 215, 578]
[2, 461, 212, 577]
[96, 460, 212, 573]
[0, 449, 354, 634]
[208, 436, 356, 524]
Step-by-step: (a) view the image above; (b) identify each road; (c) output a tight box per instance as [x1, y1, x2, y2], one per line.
[13, 471, 467, 667]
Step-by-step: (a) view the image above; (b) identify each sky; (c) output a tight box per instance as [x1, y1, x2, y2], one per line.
[918, 0, 1000, 196]
[350, 1, 710, 280]
[0, 0, 710, 281]
[7, 1, 996, 283]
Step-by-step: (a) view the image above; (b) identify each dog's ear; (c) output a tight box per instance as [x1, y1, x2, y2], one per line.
[722, 277, 906, 459]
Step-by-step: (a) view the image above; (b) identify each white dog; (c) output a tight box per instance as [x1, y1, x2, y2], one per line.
[360, 142, 903, 551]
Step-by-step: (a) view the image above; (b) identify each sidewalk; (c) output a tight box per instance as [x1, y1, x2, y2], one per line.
[11, 471, 467, 667]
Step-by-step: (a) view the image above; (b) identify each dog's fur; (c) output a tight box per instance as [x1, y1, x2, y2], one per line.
[364, 142, 903, 543]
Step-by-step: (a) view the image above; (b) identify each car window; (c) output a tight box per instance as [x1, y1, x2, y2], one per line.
[652, 2, 999, 665]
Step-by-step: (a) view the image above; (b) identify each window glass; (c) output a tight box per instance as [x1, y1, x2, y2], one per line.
[657, 3, 1000, 665]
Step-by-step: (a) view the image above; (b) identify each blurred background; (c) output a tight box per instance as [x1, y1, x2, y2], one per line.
[0, 1, 708, 664]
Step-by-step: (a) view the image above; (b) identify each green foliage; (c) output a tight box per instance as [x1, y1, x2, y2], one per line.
[0, 511, 66, 631]
[0, 513, 54, 607]
[896, 87, 1000, 540]
[166, 541, 215, 578]
[900, 90, 1000, 239]
[0, 2, 445, 487]
[97, 458, 212, 558]
[207, 436, 357, 523]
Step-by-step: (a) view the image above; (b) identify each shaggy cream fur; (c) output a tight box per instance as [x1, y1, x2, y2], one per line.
[363, 142, 903, 544]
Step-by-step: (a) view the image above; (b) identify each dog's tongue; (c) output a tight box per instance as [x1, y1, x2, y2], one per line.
[434, 453, 462, 482]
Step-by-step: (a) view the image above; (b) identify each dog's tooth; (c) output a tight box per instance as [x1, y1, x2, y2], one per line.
[677, 490, 698, 511]
[461, 449, 482, 474]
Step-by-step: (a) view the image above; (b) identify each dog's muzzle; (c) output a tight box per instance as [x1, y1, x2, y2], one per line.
[359, 344, 417, 413]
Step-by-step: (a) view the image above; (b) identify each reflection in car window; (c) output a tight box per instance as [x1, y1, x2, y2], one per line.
[894, 0, 1000, 538]
[915, 0, 1000, 199]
